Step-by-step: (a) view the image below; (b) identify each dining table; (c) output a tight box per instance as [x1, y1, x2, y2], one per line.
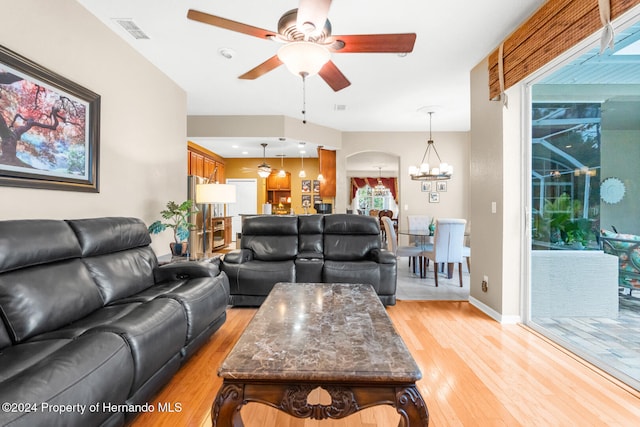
[397, 229, 468, 279]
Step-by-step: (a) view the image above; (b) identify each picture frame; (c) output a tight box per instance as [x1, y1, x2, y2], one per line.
[301, 179, 311, 193]
[313, 195, 322, 205]
[436, 181, 447, 192]
[302, 194, 311, 205]
[421, 181, 431, 192]
[0, 44, 100, 192]
[429, 192, 440, 203]
[313, 179, 320, 193]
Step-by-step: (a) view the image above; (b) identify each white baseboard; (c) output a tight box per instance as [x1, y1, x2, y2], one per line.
[469, 296, 521, 324]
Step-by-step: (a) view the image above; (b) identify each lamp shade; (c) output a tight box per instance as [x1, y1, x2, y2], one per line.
[195, 183, 236, 204]
[277, 41, 330, 76]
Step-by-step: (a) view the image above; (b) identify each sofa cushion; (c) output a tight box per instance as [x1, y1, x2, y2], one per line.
[228, 260, 295, 295]
[0, 319, 11, 350]
[66, 217, 151, 257]
[29, 303, 143, 341]
[163, 274, 230, 342]
[298, 215, 324, 255]
[92, 298, 187, 392]
[323, 260, 381, 291]
[0, 259, 105, 342]
[0, 220, 81, 273]
[0, 332, 133, 427]
[81, 247, 157, 304]
[241, 216, 299, 261]
[323, 214, 381, 261]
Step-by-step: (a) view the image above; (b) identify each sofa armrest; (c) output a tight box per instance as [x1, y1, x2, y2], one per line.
[222, 249, 254, 264]
[154, 261, 220, 282]
[370, 248, 397, 265]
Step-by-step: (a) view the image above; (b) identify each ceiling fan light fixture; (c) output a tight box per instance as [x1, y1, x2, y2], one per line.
[277, 41, 330, 77]
[257, 143, 272, 178]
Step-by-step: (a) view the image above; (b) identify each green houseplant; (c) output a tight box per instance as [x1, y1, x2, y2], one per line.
[148, 200, 195, 256]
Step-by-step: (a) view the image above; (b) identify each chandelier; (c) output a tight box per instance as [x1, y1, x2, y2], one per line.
[373, 167, 390, 197]
[257, 143, 272, 178]
[409, 111, 453, 181]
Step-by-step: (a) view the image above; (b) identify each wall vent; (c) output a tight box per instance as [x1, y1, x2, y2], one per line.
[113, 18, 150, 40]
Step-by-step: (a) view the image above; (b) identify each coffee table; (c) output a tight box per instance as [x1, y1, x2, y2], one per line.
[212, 282, 429, 426]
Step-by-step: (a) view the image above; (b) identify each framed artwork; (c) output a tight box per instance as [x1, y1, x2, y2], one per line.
[421, 182, 431, 192]
[301, 179, 311, 192]
[0, 45, 100, 192]
[302, 194, 311, 205]
[314, 195, 322, 204]
[436, 181, 447, 192]
[313, 179, 320, 193]
[429, 192, 440, 203]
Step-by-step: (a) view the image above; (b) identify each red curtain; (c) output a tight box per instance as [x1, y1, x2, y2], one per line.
[351, 177, 398, 202]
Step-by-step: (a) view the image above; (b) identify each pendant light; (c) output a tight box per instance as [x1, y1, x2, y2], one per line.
[257, 143, 271, 178]
[408, 111, 453, 181]
[277, 154, 286, 177]
[299, 155, 307, 178]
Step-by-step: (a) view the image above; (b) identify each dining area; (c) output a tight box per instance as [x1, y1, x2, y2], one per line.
[381, 215, 471, 289]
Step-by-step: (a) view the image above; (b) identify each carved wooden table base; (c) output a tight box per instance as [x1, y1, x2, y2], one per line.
[212, 381, 429, 426]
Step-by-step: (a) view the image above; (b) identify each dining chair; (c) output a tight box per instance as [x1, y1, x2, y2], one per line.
[420, 218, 467, 287]
[378, 209, 394, 244]
[381, 216, 423, 276]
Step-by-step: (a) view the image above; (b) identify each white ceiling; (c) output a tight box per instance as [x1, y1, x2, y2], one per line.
[77, 0, 545, 162]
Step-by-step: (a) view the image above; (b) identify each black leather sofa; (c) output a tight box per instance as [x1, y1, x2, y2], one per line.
[221, 214, 397, 306]
[0, 217, 229, 427]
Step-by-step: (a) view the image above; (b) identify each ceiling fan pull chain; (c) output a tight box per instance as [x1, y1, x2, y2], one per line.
[301, 73, 307, 124]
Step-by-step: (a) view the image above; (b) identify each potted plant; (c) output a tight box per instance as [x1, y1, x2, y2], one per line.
[148, 200, 195, 256]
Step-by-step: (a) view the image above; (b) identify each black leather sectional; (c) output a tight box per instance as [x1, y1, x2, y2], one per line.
[0, 217, 229, 427]
[221, 214, 397, 306]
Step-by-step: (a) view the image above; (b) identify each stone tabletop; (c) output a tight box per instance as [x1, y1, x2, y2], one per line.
[219, 282, 422, 383]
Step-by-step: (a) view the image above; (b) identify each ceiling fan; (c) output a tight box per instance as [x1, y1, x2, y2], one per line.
[187, 0, 416, 91]
[239, 143, 274, 177]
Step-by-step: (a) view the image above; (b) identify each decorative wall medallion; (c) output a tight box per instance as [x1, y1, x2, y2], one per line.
[600, 177, 625, 204]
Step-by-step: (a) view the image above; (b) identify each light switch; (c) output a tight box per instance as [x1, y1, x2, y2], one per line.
[491, 202, 497, 213]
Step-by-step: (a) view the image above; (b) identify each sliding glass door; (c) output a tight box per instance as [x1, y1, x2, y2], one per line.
[527, 20, 640, 390]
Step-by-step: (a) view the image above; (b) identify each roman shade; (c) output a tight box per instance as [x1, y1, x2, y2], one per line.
[488, 0, 640, 100]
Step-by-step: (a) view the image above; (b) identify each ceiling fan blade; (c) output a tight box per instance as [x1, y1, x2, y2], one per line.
[297, 0, 332, 36]
[239, 55, 283, 80]
[187, 9, 275, 39]
[330, 33, 417, 53]
[319, 61, 351, 92]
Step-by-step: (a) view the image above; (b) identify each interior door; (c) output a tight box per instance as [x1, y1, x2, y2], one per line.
[225, 178, 258, 241]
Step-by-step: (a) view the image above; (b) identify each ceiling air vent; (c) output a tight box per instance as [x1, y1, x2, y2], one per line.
[113, 18, 150, 40]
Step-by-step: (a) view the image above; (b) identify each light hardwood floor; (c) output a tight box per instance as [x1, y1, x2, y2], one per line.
[131, 301, 640, 426]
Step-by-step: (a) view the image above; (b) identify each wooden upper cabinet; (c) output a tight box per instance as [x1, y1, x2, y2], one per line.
[318, 148, 336, 197]
[187, 141, 225, 182]
[267, 171, 291, 190]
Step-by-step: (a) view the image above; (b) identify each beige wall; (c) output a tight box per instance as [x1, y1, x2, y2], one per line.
[188, 115, 342, 150]
[339, 132, 470, 233]
[0, 0, 187, 256]
[469, 59, 523, 322]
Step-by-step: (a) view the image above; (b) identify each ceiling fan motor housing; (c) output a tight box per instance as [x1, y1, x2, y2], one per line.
[278, 9, 332, 43]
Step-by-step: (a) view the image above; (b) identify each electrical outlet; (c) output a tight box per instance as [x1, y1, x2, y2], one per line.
[481, 275, 489, 292]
